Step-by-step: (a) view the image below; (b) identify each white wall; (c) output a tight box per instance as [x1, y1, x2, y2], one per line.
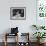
[0, 0, 37, 42]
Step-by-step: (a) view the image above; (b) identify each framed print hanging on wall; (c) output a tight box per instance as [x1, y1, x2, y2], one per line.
[10, 7, 26, 20]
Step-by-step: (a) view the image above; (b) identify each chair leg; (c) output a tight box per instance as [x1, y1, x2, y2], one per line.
[4, 33, 7, 46]
[4, 41, 7, 46]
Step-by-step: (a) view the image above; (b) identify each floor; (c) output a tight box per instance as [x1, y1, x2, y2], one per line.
[0, 42, 46, 46]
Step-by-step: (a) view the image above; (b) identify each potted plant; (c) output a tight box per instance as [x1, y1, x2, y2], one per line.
[33, 32, 46, 43]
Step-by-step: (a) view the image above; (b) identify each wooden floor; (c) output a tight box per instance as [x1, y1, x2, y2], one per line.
[0, 42, 46, 46]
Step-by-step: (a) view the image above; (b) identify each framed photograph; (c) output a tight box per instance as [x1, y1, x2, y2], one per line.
[10, 7, 26, 20]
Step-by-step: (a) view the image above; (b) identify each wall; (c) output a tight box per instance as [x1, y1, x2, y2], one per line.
[0, 0, 36, 42]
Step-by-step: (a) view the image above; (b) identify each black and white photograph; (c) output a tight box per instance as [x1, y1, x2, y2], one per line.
[10, 7, 26, 20]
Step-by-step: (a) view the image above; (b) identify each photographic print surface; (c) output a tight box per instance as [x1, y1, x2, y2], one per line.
[10, 7, 26, 20]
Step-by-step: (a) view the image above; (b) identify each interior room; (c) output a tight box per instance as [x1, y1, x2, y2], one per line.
[0, 0, 46, 46]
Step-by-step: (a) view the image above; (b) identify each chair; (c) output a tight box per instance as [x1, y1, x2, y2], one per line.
[4, 27, 19, 46]
[4, 33, 18, 46]
[18, 33, 30, 46]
